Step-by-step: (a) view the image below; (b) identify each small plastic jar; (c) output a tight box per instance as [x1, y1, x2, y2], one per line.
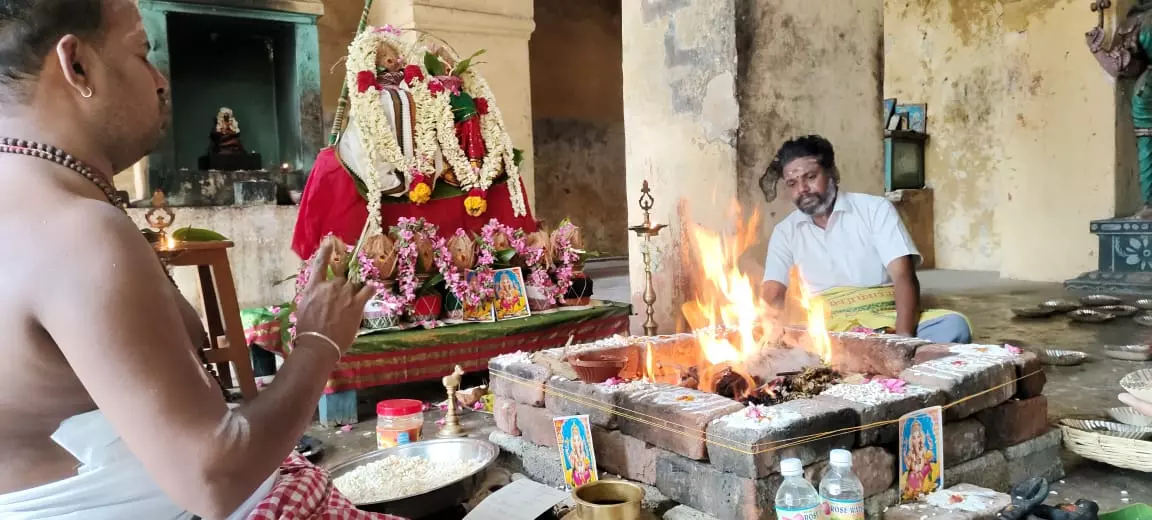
[376, 399, 424, 449]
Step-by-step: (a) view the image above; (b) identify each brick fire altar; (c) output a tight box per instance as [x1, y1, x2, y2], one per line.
[487, 331, 1062, 520]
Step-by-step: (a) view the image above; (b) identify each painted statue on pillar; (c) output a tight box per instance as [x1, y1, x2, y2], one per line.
[1088, 0, 1152, 218]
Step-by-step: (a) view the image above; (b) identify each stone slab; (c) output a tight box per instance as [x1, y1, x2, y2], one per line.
[882, 484, 1011, 520]
[617, 383, 744, 460]
[490, 352, 551, 407]
[816, 382, 946, 446]
[593, 427, 659, 485]
[865, 488, 898, 519]
[829, 333, 931, 378]
[943, 419, 986, 466]
[494, 397, 520, 436]
[802, 447, 896, 499]
[707, 398, 857, 478]
[949, 451, 1010, 492]
[654, 451, 777, 520]
[899, 354, 1015, 420]
[1003, 429, 1064, 485]
[914, 344, 1045, 399]
[516, 403, 559, 448]
[545, 376, 622, 428]
[489, 431, 565, 488]
[663, 505, 720, 520]
[974, 396, 1049, 450]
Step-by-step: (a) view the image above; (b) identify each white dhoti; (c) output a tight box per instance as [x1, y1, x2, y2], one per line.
[0, 409, 276, 519]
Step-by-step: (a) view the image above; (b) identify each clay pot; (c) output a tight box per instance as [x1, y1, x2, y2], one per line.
[568, 353, 627, 383]
[410, 293, 443, 322]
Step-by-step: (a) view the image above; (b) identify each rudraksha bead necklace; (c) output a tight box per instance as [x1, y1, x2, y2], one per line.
[0, 137, 127, 209]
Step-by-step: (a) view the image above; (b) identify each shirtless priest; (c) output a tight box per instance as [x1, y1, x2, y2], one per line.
[0, 2, 393, 518]
[759, 135, 972, 344]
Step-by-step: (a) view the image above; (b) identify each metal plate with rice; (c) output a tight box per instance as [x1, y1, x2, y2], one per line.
[1096, 304, 1138, 317]
[1060, 418, 1152, 441]
[1040, 349, 1088, 366]
[1108, 406, 1152, 427]
[328, 438, 499, 518]
[1137, 299, 1152, 311]
[1011, 307, 1057, 318]
[1105, 344, 1152, 361]
[1039, 299, 1080, 313]
[1136, 313, 1152, 327]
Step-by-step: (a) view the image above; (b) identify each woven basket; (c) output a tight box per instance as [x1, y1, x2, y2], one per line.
[1061, 424, 1152, 472]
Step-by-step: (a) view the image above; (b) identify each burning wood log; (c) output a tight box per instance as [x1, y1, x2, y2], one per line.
[743, 366, 842, 406]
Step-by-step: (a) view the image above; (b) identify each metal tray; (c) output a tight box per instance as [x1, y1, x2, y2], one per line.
[328, 438, 499, 518]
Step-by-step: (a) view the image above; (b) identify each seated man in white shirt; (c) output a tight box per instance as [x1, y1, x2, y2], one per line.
[759, 135, 971, 344]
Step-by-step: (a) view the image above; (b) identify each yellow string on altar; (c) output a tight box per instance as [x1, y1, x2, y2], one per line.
[489, 368, 1040, 456]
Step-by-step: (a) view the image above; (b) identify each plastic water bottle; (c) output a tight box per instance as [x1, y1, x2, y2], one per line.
[819, 449, 865, 519]
[774, 458, 822, 520]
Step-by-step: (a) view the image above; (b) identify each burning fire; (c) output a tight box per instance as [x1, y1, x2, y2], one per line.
[679, 204, 833, 385]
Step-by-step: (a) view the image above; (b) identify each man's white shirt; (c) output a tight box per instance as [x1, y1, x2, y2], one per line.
[762, 192, 920, 294]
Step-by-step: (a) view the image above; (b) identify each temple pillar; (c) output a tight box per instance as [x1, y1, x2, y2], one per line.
[622, 0, 884, 334]
[372, 0, 537, 208]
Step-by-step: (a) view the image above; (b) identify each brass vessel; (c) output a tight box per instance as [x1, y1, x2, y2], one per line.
[571, 481, 645, 520]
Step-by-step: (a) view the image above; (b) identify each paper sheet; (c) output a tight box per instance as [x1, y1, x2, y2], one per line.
[463, 478, 568, 520]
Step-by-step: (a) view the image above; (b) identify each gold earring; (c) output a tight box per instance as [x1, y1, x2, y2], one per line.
[81, 87, 93, 99]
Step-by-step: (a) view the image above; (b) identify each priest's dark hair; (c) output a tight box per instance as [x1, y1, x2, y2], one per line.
[759, 134, 839, 202]
[0, 0, 104, 101]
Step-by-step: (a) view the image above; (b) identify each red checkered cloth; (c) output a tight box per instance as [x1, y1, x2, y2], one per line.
[246, 452, 406, 520]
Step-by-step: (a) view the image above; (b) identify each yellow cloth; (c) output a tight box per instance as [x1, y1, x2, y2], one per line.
[817, 285, 971, 334]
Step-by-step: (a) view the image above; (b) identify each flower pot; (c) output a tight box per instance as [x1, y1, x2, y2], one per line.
[444, 292, 465, 320]
[410, 293, 443, 322]
[527, 284, 557, 312]
[362, 297, 401, 330]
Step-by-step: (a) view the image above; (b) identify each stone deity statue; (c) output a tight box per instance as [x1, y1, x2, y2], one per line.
[210, 107, 245, 155]
[1088, 0, 1152, 218]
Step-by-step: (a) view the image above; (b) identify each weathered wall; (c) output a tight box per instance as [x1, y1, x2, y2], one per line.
[530, 0, 627, 256]
[623, 0, 740, 334]
[884, 0, 1138, 281]
[317, 1, 363, 135]
[738, 0, 886, 266]
[128, 206, 300, 312]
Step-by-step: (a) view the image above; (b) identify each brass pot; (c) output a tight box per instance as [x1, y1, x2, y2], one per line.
[572, 481, 644, 520]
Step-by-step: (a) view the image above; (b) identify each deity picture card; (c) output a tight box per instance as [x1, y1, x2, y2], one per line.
[552, 415, 598, 489]
[493, 267, 532, 321]
[461, 270, 496, 323]
[898, 406, 944, 503]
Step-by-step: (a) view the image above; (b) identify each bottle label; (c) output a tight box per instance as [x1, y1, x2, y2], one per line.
[824, 497, 864, 519]
[773, 505, 820, 520]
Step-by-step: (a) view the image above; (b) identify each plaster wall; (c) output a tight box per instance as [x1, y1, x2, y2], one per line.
[530, 0, 627, 256]
[884, 0, 1138, 280]
[128, 206, 301, 312]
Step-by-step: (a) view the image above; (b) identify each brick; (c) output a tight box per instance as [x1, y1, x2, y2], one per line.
[592, 427, 659, 485]
[489, 354, 551, 407]
[707, 398, 857, 478]
[943, 419, 986, 465]
[900, 354, 1015, 419]
[654, 451, 777, 520]
[617, 383, 743, 460]
[949, 451, 1010, 492]
[816, 383, 946, 446]
[494, 397, 520, 436]
[488, 431, 565, 488]
[915, 344, 1046, 399]
[882, 484, 1010, 520]
[974, 396, 1049, 450]
[540, 339, 646, 380]
[645, 334, 707, 385]
[802, 447, 895, 499]
[828, 333, 930, 378]
[545, 376, 621, 428]
[663, 505, 720, 520]
[515, 403, 558, 448]
[1003, 429, 1064, 486]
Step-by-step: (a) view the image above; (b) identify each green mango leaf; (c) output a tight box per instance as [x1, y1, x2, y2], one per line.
[450, 92, 478, 122]
[496, 248, 518, 265]
[424, 52, 445, 77]
[513, 148, 524, 167]
[419, 272, 445, 294]
[453, 49, 487, 76]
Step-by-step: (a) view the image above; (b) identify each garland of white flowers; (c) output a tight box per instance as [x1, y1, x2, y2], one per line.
[345, 26, 439, 231]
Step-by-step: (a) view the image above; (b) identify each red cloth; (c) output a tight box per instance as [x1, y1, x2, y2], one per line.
[246, 452, 403, 519]
[455, 117, 486, 159]
[292, 147, 536, 261]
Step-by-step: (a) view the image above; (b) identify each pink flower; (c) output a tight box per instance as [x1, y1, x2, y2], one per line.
[1005, 344, 1022, 355]
[375, 25, 401, 35]
[268, 306, 282, 314]
[436, 418, 446, 426]
[472, 401, 484, 411]
[876, 378, 907, 394]
[340, 425, 353, 432]
[428, 80, 445, 95]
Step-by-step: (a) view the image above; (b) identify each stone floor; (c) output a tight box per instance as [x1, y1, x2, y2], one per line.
[308, 264, 1152, 513]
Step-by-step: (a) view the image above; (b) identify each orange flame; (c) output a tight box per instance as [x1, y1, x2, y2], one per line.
[795, 269, 832, 363]
[645, 343, 655, 382]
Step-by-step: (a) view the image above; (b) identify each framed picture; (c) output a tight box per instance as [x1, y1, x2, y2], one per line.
[898, 406, 944, 502]
[553, 415, 598, 489]
[462, 270, 495, 323]
[904, 104, 927, 133]
[883, 98, 897, 128]
[886, 113, 904, 132]
[493, 267, 532, 321]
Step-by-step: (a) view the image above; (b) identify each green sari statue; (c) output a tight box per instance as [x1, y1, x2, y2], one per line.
[1089, 0, 1152, 217]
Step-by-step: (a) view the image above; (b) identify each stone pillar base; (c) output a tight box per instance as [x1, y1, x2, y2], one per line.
[1064, 218, 1152, 295]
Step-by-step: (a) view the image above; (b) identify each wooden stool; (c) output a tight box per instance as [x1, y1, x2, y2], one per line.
[158, 241, 259, 400]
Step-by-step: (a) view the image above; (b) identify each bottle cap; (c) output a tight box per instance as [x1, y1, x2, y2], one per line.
[780, 458, 803, 476]
[830, 449, 853, 466]
[377, 399, 424, 417]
